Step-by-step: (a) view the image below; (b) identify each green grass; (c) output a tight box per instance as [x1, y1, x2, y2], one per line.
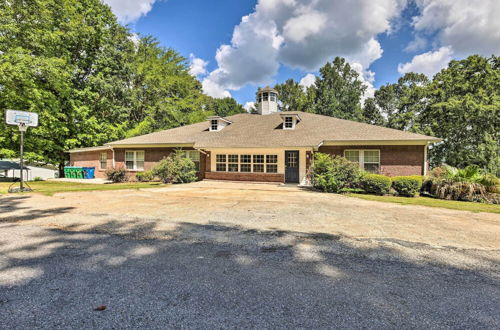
[347, 193, 500, 214]
[0, 181, 167, 196]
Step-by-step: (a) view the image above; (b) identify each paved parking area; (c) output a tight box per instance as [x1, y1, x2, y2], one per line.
[0, 181, 499, 328]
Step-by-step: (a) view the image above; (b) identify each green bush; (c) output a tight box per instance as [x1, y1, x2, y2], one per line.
[391, 175, 423, 197]
[360, 173, 391, 195]
[105, 167, 128, 183]
[33, 176, 44, 181]
[135, 170, 154, 182]
[311, 153, 362, 193]
[152, 150, 197, 184]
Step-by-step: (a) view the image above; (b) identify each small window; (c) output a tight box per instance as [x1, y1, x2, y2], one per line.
[284, 116, 294, 129]
[345, 150, 360, 163]
[240, 155, 251, 163]
[270, 93, 276, 102]
[344, 150, 380, 173]
[266, 164, 278, 173]
[228, 154, 238, 172]
[266, 155, 277, 164]
[100, 152, 107, 170]
[240, 164, 251, 172]
[125, 151, 144, 171]
[211, 119, 218, 131]
[181, 150, 200, 171]
[263, 92, 269, 101]
[253, 155, 264, 163]
[216, 154, 226, 172]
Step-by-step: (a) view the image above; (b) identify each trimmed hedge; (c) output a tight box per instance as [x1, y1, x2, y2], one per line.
[105, 167, 128, 183]
[360, 174, 392, 195]
[311, 153, 362, 193]
[392, 175, 423, 197]
[136, 170, 154, 182]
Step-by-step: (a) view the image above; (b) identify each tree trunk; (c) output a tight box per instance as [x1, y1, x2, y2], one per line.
[59, 163, 65, 178]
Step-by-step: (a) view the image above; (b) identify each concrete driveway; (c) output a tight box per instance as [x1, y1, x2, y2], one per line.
[1, 181, 499, 328]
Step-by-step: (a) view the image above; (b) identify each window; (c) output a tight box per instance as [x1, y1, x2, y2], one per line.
[344, 150, 380, 173]
[211, 119, 218, 131]
[215, 154, 279, 173]
[263, 92, 268, 101]
[125, 150, 144, 170]
[100, 152, 107, 170]
[181, 150, 200, 171]
[270, 92, 277, 102]
[284, 116, 294, 129]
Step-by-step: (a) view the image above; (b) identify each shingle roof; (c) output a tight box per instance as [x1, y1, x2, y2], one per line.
[107, 112, 440, 148]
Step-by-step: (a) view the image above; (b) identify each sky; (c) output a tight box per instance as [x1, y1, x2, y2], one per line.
[103, 0, 500, 107]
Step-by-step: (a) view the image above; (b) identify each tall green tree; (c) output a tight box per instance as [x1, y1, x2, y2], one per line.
[362, 98, 385, 126]
[204, 97, 245, 117]
[420, 55, 500, 174]
[274, 79, 309, 112]
[312, 57, 366, 120]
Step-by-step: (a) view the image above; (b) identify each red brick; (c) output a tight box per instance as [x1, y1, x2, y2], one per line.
[205, 172, 284, 183]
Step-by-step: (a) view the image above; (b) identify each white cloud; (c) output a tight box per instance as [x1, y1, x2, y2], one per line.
[203, 0, 408, 95]
[411, 0, 500, 56]
[188, 54, 208, 77]
[299, 73, 316, 88]
[103, 0, 159, 24]
[398, 46, 453, 77]
[243, 102, 255, 112]
[202, 78, 231, 99]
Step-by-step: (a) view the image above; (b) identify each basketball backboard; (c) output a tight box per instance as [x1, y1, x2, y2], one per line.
[5, 110, 39, 127]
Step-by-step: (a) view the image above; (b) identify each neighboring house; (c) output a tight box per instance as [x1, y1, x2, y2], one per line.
[0, 159, 57, 181]
[69, 87, 440, 185]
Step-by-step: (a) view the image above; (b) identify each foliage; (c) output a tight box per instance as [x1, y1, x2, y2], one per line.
[32, 177, 44, 182]
[204, 97, 245, 117]
[274, 79, 310, 112]
[105, 167, 128, 183]
[0, 181, 163, 195]
[152, 151, 197, 184]
[391, 176, 423, 197]
[362, 98, 385, 126]
[135, 171, 154, 182]
[311, 153, 362, 193]
[359, 174, 392, 195]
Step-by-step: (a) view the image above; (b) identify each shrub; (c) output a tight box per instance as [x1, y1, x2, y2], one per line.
[391, 176, 423, 197]
[33, 176, 44, 181]
[360, 173, 391, 195]
[152, 150, 197, 184]
[136, 170, 154, 182]
[311, 153, 362, 193]
[105, 167, 128, 183]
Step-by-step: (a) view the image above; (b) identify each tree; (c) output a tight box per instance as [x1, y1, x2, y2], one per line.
[420, 55, 500, 174]
[204, 97, 245, 117]
[362, 98, 385, 126]
[311, 57, 366, 121]
[374, 73, 429, 130]
[274, 79, 309, 112]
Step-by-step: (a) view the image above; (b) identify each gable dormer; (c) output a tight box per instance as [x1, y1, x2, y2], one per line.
[280, 113, 300, 130]
[207, 116, 232, 132]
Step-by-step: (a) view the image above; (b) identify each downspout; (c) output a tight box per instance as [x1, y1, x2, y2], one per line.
[423, 142, 428, 176]
[111, 146, 116, 168]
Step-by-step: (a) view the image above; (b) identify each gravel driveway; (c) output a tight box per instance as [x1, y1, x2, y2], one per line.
[1, 181, 499, 328]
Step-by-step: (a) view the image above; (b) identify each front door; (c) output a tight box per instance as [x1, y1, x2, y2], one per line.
[285, 150, 299, 183]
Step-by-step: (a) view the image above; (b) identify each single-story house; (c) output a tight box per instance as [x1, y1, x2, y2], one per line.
[0, 159, 57, 181]
[69, 87, 441, 185]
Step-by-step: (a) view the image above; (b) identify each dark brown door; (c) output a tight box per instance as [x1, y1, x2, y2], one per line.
[285, 150, 299, 183]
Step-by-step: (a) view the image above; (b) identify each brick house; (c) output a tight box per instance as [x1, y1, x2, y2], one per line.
[69, 87, 440, 184]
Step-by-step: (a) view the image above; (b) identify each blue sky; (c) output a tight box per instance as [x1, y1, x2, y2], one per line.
[105, 0, 500, 106]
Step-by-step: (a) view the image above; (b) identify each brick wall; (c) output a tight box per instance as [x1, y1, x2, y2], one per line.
[318, 145, 425, 177]
[70, 150, 113, 178]
[205, 171, 284, 183]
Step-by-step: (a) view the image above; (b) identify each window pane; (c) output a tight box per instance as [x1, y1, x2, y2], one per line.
[253, 164, 264, 172]
[228, 154, 238, 163]
[240, 155, 251, 163]
[136, 161, 144, 170]
[126, 161, 134, 170]
[216, 154, 226, 163]
[364, 150, 379, 163]
[266, 164, 278, 173]
[266, 155, 277, 164]
[187, 151, 200, 161]
[216, 163, 226, 172]
[253, 155, 264, 163]
[364, 163, 379, 173]
[345, 150, 360, 163]
[136, 151, 145, 161]
[125, 152, 134, 161]
[240, 164, 251, 172]
[228, 164, 238, 172]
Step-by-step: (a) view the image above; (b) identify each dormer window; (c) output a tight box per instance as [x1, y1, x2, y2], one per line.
[280, 113, 300, 130]
[208, 116, 232, 132]
[211, 119, 218, 131]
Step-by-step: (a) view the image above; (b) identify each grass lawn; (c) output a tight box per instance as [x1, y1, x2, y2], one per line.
[347, 193, 500, 214]
[0, 181, 166, 196]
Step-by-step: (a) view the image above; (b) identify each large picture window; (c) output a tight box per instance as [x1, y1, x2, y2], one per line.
[344, 150, 380, 173]
[216, 154, 278, 173]
[125, 150, 145, 170]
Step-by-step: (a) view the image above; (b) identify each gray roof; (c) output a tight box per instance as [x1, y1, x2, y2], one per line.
[107, 112, 440, 148]
[0, 160, 31, 170]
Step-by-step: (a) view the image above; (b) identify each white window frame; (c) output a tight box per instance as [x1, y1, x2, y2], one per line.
[215, 154, 278, 173]
[344, 149, 380, 173]
[100, 152, 107, 170]
[125, 150, 145, 171]
[210, 119, 218, 131]
[283, 116, 295, 129]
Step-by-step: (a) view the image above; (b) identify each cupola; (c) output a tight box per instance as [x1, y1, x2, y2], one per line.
[207, 116, 232, 131]
[257, 86, 278, 115]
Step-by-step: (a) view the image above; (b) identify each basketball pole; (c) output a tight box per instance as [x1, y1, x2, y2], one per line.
[20, 123, 24, 191]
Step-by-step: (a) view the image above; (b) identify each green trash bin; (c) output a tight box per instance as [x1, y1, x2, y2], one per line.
[64, 166, 72, 178]
[75, 167, 84, 179]
[69, 167, 77, 178]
